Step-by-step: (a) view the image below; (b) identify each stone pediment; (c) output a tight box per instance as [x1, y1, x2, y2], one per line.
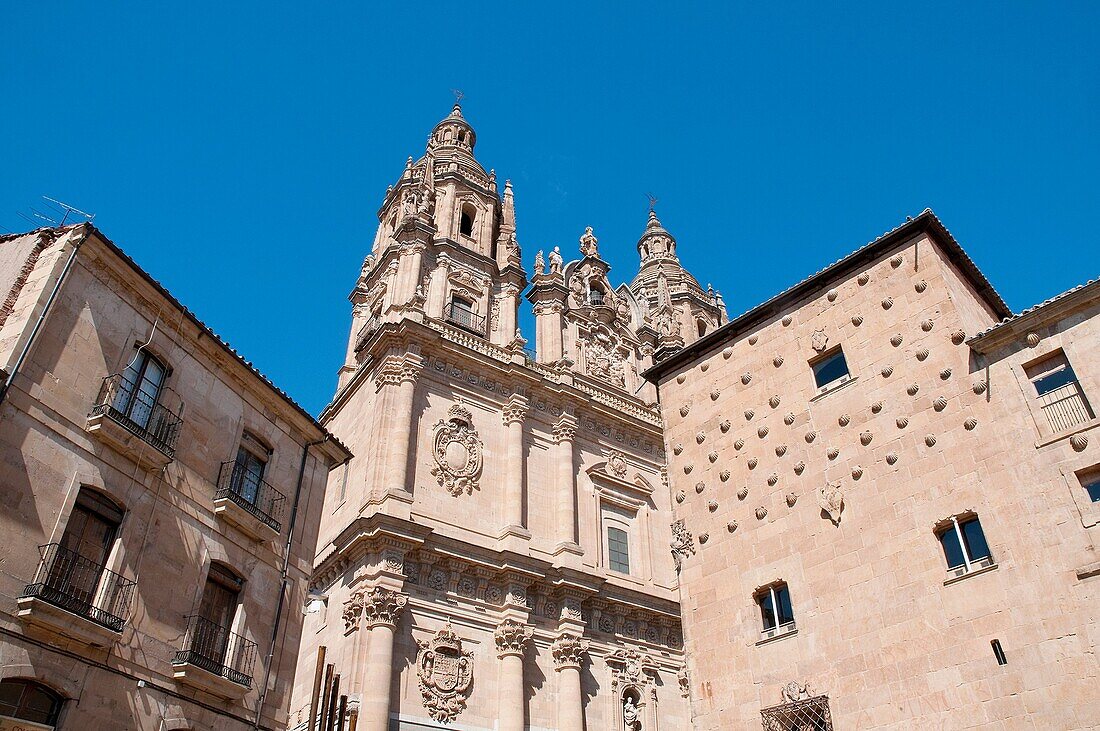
[587, 457, 654, 506]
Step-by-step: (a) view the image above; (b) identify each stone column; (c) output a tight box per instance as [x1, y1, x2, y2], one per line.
[358, 587, 407, 731]
[382, 355, 422, 496]
[553, 415, 581, 554]
[531, 299, 566, 363]
[500, 394, 529, 537]
[552, 633, 589, 731]
[648, 686, 660, 731]
[496, 283, 521, 345]
[494, 620, 533, 731]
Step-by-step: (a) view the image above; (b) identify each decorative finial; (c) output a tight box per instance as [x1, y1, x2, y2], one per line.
[646, 192, 658, 212]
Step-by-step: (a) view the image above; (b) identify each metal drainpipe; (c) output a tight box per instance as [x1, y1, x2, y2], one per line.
[0, 228, 86, 406]
[252, 435, 333, 729]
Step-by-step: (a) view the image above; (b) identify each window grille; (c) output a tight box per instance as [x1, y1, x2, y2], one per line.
[760, 695, 833, 731]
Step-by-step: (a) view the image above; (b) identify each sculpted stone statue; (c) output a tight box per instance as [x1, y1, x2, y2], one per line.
[623, 696, 641, 730]
[534, 250, 545, 275]
[548, 246, 564, 274]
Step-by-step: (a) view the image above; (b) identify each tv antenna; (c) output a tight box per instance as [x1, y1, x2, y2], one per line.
[16, 196, 95, 230]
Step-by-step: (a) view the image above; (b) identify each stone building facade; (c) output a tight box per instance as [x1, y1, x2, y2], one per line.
[0, 225, 350, 729]
[646, 211, 1100, 729]
[288, 105, 726, 731]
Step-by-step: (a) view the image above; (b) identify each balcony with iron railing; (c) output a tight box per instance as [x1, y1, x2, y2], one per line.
[445, 302, 486, 336]
[87, 374, 183, 469]
[17, 543, 136, 645]
[1038, 380, 1094, 434]
[173, 615, 257, 697]
[354, 315, 381, 352]
[588, 290, 606, 306]
[213, 460, 286, 539]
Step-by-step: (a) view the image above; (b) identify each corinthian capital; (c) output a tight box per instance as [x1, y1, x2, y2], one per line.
[553, 414, 578, 444]
[501, 394, 529, 426]
[551, 633, 589, 670]
[361, 586, 408, 629]
[494, 620, 533, 658]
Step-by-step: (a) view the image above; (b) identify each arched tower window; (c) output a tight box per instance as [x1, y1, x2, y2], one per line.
[459, 204, 476, 237]
[457, 130, 466, 143]
[589, 283, 606, 306]
[697, 319, 708, 337]
[0, 679, 64, 726]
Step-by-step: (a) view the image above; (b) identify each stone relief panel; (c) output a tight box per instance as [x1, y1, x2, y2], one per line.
[581, 326, 626, 388]
[416, 624, 474, 722]
[430, 404, 484, 496]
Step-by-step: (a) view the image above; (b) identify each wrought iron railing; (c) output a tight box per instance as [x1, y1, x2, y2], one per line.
[1038, 381, 1093, 433]
[445, 303, 486, 335]
[588, 290, 606, 306]
[354, 316, 381, 352]
[216, 461, 286, 532]
[90, 373, 183, 457]
[173, 615, 257, 688]
[21, 543, 136, 632]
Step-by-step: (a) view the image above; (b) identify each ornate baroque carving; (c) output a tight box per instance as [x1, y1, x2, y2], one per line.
[670, 519, 695, 572]
[431, 404, 484, 496]
[552, 634, 590, 669]
[494, 620, 533, 657]
[417, 625, 474, 722]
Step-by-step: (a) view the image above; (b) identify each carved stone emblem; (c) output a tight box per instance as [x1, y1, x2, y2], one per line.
[782, 680, 812, 702]
[582, 329, 626, 388]
[811, 328, 828, 353]
[670, 519, 696, 572]
[416, 625, 474, 722]
[818, 481, 844, 524]
[607, 450, 629, 479]
[430, 404, 484, 496]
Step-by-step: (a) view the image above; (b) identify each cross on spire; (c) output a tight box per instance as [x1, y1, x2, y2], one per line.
[645, 192, 658, 212]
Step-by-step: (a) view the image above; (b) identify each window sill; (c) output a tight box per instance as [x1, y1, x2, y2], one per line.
[756, 624, 798, 646]
[1035, 417, 1099, 449]
[809, 376, 858, 403]
[943, 561, 999, 586]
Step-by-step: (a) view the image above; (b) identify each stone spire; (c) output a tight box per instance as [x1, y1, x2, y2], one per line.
[637, 209, 678, 263]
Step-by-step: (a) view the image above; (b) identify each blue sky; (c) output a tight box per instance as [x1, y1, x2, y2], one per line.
[3, 3, 1097, 415]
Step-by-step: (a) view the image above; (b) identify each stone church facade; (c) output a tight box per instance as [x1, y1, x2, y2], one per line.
[287, 105, 727, 731]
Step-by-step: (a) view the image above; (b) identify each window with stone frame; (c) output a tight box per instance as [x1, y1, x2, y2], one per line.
[1024, 350, 1094, 435]
[755, 581, 795, 640]
[607, 526, 630, 574]
[936, 513, 994, 578]
[600, 503, 636, 577]
[760, 694, 833, 731]
[810, 346, 850, 392]
[0, 679, 64, 727]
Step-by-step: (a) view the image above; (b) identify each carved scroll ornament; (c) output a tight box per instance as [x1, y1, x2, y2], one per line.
[430, 404, 484, 496]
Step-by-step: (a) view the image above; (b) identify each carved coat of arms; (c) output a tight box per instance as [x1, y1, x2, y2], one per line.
[417, 625, 473, 722]
[430, 404, 483, 496]
[583, 330, 626, 388]
[811, 328, 829, 353]
[818, 481, 844, 524]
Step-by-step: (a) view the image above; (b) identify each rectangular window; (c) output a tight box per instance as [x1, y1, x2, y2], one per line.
[607, 526, 630, 574]
[1025, 352, 1094, 433]
[232, 445, 267, 506]
[811, 348, 850, 391]
[939, 515, 992, 572]
[756, 583, 794, 633]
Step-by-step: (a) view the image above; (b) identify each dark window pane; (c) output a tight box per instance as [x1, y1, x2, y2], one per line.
[961, 518, 991, 562]
[1085, 478, 1100, 503]
[757, 593, 776, 630]
[607, 527, 630, 574]
[775, 585, 794, 625]
[813, 350, 849, 388]
[1033, 364, 1078, 396]
[0, 680, 62, 724]
[939, 528, 966, 569]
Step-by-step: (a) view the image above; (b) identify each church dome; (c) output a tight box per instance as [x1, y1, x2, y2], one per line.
[428, 103, 476, 153]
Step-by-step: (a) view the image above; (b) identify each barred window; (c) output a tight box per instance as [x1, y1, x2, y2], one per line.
[761, 694, 833, 731]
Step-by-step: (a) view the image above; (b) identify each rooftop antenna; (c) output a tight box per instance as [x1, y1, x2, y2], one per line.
[450, 88, 465, 105]
[645, 193, 658, 212]
[14, 196, 95, 231]
[43, 196, 95, 226]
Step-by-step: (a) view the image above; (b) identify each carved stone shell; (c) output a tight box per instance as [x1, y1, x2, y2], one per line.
[741, 372, 753, 385]
[696, 431, 706, 444]
[675, 491, 686, 503]
[871, 401, 884, 414]
[695, 481, 706, 494]
[890, 254, 904, 268]
[755, 507, 768, 520]
[786, 492, 798, 507]
[827, 447, 840, 460]
[710, 389, 721, 401]
[758, 426, 769, 439]
[698, 532, 709, 544]
[793, 461, 805, 475]
[921, 319, 935, 332]
[827, 288, 838, 302]
[708, 451, 719, 463]
[805, 430, 818, 443]
[747, 457, 759, 469]
[748, 335, 758, 345]
[679, 405, 690, 417]
[719, 420, 732, 433]
[851, 315, 864, 326]
[940, 368, 952, 380]
[973, 380, 988, 395]
[782, 315, 793, 326]
[838, 414, 850, 427]
[886, 452, 899, 465]
[734, 438, 745, 450]
[896, 417, 909, 429]
[719, 469, 731, 481]
[745, 409, 755, 421]
[769, 395, 782, 409]
[738, 487, 749, 500]
[773, 355, 784, 368]
[907, 383, 920, 396]
[673, 444, 683, 455]
[858, 273, 870, 285]
[684, 463, 693, 474]
[676, 374, 686, 384]
[707, 500, 718, 512]
[727, 521, 738, 532]
[933, 396, 948, 412]
[722, 347, 734, 359]
[964, 418, 978, 431]
[775, 444, 787, 457]
[851, 466, 863, 480]
[952, 330, 966, 345]
[881, 365, 894, 377]
[767, 474, 778, 486]
[891, 334, 903, 347]
[700, 363, 709, 372]
[882, 297, 893, 310]
[915, 280, 928, 293]
[784, 412, 796, 425]
[860, 431, 873, 446]
[1026, 332, 1041, 347]
[1070, 434, 1089, 452]
[924, 434, 937, 447]
[916, 348, 929, 361]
